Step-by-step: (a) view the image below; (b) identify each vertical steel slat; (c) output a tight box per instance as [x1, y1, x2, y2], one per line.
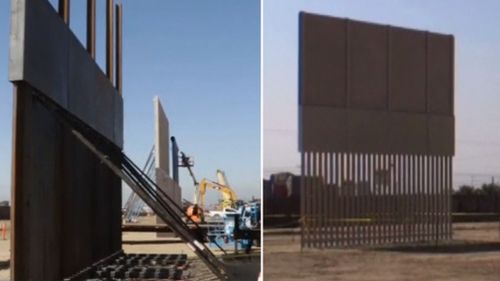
[344, 153, 352, 246]
[331, 153, 335, 246]
[361, 153, 366, 245]
[378, 154, 383, 244]
[422, 155, 427, 241]
[341, 153, 346, 246]
[115, 3, 123, 95]
[411, 155, 415, 242]
[59, 0, 70, 24]
[312, 152, 317, 247]
[86, 0, 96, 58]
[432, 156, 437, 241]
[437, 156, 441, 240]
[420, 155, 425, 240]
[352, 153, 356, 246]
[329, 152, 334, 247]
[416, 155, 421, 242]
[401, 154, 404, 243]
[388, 154, 393, 243]
[426, 156, 431, 240]
[376, 154, 381, 244]
[316, 152, 321, 247]
[324, 153, 329, 247]
[374, 154, 378, 244]
[435, 156, 440, 241]
[337, 153, 343, 246]
[335, 153, 340, 246]
[326, 153, 331, 247]
[441, 156, 444, 240]
[422, 155, 427, 240]
[318, 152, 322, 246]
[383, 154, 388, 244]
[412, 155, 417, 243]
[106, 0, 114, 82]
[400, 154, 405, 244]
[354, 153, 359, 245]
[369, 153, 373, 245]
[426, 156, 436, 240]
[306, 152, 312, 248]
[300, 152, 305, 249]
[320, 152, 325, 247]
[446, 156, 453, 239]
[444, 156, 448, 239]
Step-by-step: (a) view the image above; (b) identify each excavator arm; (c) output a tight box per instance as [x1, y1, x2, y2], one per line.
[198, 178, 238, 211]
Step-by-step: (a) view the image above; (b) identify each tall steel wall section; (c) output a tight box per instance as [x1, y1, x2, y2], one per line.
[154, 97, 182, 237]
[298, 12, 454, 248]
[9, 0, 123, 279]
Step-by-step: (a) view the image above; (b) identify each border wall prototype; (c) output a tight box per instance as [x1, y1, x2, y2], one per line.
[154, 97, 182, 236]
[299, 12, 454, 248]
[9, 0, 123, 279]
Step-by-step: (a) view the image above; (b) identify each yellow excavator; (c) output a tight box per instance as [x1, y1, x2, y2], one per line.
[198, 170, 238, 211]
[185, 167, 238, 223]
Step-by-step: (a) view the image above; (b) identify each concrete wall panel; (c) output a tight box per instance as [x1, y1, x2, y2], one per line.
[300, 13, 346, 107]
[428, 33, 453, 115]
[389, 112, 427, 154]
[301, 106, 349, 152]
[154, 97, 169, 173]
[9, 0, 123, 279]
[299, 12, 454, 156]
[348, 110, 390, 152]
[9, 0, 123, 147]
[389, 27, 426, 113]
[349, 21, 387, 110]
[10, 0, 69, 107]
[428, 115, 454, 155]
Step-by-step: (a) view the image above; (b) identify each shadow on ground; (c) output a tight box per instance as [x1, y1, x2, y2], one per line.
[376, 241, 500, 254]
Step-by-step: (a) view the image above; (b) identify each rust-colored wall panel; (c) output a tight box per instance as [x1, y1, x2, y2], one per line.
[389, 27, 426, 113]
[300, 13, 346, 107]
[428, 33, 453, 115]
[428, 115, 454, 155]
[299, 12, 454, 249]
[9, 0, 123, 279]
[12, 84, 122, 280]
[388, 112, 427, 154]
[299, 12, 454, 156]
[348, 110, 390, 152]
[301, 106, 349, 152]
[349, 21, 387, 110]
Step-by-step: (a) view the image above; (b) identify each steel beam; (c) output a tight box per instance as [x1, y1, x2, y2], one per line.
[59, 0, 70, 24]
[86, 0, 96, 58]
[106, 0, 114, 82]
[115, 3, 122, 95]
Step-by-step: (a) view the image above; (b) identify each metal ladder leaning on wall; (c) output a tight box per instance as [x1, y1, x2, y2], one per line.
[31, 90, 231, 281]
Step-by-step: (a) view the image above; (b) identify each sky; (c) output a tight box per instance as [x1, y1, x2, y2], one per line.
[0, 0, 260, 204]
[263, 0, 500, 188]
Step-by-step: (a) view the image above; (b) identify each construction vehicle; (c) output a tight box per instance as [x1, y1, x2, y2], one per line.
[208, 201, 260, 253]
[198, 177, 238, 212]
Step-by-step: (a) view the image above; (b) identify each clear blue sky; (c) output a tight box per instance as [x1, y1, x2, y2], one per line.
[263, 0, 500, 187]
[0, 0, 260, 204]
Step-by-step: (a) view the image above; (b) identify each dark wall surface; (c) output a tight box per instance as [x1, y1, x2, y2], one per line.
[299, 12, 454, 156]
[9, 0, 123, 279]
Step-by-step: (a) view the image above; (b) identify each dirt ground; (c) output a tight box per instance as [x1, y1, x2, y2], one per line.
[264, 222, 500, 281]
[0, 216, 258, 280]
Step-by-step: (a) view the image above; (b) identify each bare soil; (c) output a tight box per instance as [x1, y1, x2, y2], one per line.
[0, 216, 259, 280]
[264, 222, 500, 281]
